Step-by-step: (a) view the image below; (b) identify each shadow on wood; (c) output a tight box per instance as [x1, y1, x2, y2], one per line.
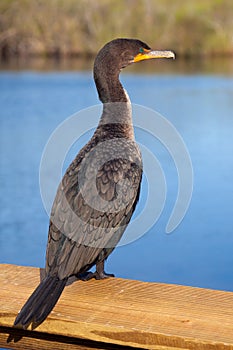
[1, 264, 233, 349]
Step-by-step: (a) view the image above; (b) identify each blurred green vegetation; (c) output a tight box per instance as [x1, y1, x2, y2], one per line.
[0, 0, 233, 59]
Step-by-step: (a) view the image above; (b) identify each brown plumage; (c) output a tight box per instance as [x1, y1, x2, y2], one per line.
[14, 38, 175, 329]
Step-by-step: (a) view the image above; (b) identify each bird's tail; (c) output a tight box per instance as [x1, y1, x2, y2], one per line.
[14, 275, 67, 329]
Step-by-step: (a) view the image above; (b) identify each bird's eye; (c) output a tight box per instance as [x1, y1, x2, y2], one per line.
[139, 47, 144, 53]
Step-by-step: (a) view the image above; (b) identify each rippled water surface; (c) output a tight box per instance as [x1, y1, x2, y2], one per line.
[0, 59, 233, 291]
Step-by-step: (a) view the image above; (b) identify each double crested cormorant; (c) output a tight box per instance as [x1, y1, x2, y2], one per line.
[14, 38, 175, 329]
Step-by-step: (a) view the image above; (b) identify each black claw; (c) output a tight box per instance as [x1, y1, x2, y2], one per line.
[79, 270, 114, 281]
[96, 271, 115, 280]
[77, 260, 115, 281]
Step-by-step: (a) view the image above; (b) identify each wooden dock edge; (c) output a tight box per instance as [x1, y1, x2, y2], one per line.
[1, 264, 233, 350]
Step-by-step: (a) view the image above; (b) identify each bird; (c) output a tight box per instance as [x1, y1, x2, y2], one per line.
[14, 38, 175, 329]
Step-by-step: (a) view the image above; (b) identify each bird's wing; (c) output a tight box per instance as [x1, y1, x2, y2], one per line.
[46, 140, 142, 279]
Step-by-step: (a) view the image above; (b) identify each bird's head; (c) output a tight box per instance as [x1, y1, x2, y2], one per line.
[94, 38, 175, 73]
[94, 38, 175, 103]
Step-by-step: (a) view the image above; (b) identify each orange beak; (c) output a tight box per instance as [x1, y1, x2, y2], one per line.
[134, 49, 175, 63]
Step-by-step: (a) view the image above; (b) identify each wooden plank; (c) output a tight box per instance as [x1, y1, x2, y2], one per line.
[0, 264, 233, 350]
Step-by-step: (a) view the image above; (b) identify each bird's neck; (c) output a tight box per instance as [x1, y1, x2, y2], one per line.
[95, 73, 134, 140]
[98, 99, 134, 140]
[94, 68, 128, 103]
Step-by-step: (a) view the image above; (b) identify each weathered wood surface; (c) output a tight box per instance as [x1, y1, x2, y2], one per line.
[0, 264, 233, 349]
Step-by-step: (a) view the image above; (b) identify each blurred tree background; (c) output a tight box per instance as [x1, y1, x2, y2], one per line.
[0, 0, 233, 59]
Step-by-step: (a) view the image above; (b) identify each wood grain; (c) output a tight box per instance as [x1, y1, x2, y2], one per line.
[0, 264, 233, 349]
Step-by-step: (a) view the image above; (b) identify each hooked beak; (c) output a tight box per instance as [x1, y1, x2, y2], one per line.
[134, 49, 175, 63]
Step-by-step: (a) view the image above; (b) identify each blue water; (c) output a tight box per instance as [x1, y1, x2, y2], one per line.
[0, 70, 233, 291]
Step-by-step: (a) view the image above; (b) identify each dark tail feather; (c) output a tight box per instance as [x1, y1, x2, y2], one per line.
[14, 275, 67, 329]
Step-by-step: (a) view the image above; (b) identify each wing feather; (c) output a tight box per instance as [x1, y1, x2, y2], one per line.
[46, 138, 142, 280]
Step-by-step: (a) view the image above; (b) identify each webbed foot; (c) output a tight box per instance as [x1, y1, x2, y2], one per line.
[82, 270, 114, 281]
[79, 260, 114, 281]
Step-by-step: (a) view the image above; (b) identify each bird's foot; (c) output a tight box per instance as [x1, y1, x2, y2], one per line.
[77, 260, 114, 281]
[95, 271, 115, 279]
[79, 270, 114, 281]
